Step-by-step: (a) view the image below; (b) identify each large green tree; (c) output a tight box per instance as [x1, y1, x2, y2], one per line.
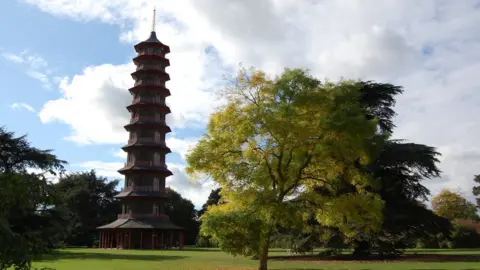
[54, 170, 120, 247]
[431, 189, 479, 221]
[186, 68, 383, 270]
[0, 127, 68, 270]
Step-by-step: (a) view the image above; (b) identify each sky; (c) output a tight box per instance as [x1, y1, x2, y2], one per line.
[1, 0, 480, 209]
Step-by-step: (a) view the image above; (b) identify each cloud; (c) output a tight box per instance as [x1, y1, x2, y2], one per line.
[2, 52, 25, 63]
[111, 137, 200, 160]
[26, 167, 62, 183]
[25, 0, 480, 205]
[1, 50, 55, 89]
[10, 102, 35, 112]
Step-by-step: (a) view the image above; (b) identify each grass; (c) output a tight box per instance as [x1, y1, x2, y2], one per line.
[32, 247, 480, 270]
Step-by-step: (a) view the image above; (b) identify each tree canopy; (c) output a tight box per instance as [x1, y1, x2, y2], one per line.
[165, 189, 200, 245]
[431, 189, 479, 221]
[0, 127, 68, 270]
[0, 126, 66, 174]
[54, 170, 121, 247]
[186, 68, 385, 270]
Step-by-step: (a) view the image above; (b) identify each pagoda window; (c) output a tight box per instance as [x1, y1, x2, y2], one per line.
[127, 178, 133, 187]
[122, 204, 125, 213]
[127, 205, 132, 214]
[154, 153, 161, 165]
[154, 113, 162, 122]
[128, 153, 135, 162]
[153, 177, 160, 191]
[154, 131, 161, 142]
[153, 204, 159, 215]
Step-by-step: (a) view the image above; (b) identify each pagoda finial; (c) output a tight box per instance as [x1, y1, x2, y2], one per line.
[152, 7, 156, 32]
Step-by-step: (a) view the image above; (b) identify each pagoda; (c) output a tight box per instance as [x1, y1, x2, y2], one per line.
[97, 9, 184, 249]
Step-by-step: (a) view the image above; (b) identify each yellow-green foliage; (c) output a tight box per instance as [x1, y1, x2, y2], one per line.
[186, 67, 384, 256]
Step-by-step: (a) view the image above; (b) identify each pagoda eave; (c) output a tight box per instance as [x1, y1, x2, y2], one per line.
[134, 42, 170, 54]
[118, 166, 173, 176]
[133, 55, 170, 66]
[131, 70, 170, 81]
[128, 85, 171, 97]
[114, 191, 169, 198]
[97, 218, 183, 230]
[123, 122, 172, 133]
[121, 143, 172, 153]
[126, 103, 171, 114]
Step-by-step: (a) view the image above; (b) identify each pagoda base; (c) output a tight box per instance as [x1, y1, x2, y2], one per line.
[97, 218, 184, 250]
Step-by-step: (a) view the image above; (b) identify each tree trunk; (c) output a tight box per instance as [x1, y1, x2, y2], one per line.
[257, 242, 269, 270]
[257, 233, 271, 270]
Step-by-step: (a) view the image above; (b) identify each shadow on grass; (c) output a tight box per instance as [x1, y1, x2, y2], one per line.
[179, 248, 223, 252]
[270, 254, 480, 263]
[37, 250, 188, 262]
[411, 248, 480, 253]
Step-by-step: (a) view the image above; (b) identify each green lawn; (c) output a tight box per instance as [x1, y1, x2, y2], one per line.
[33, 247, 480, 270]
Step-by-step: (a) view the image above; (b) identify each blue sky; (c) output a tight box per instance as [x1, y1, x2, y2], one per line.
[1, 0, 480, 208]
[0, 1, 212, 206]
[0, 1, 126, 162]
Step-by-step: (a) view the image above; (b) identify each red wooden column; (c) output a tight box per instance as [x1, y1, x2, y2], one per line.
[140, 231, 143, 249]
[99, 231, 102, 248]
[160, 231, 164, 249]
[129, 230, 132, 249]
[152, 231, 155, 249]
[169, 231, 173, 249]
[179, 231, 184, 250]
[110, 231, 113, 248]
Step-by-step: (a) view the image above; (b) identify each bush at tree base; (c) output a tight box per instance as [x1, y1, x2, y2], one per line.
[195, 235, 217, 248]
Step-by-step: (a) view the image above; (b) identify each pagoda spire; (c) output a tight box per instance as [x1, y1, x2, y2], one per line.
[152, 7, 156, 32]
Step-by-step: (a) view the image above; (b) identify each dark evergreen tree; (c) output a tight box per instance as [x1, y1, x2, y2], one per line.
[198, 188, 222, 217]
[54, 170, 120, 247]
[165, 189, 199, 245]
[0, 127, 68, 270]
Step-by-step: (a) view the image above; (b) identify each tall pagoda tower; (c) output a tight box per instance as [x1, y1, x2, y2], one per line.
[97, 9, 184, 249]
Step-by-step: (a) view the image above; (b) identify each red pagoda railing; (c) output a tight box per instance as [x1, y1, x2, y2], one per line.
[117, 213, 169, 220]
[121, 186, 169, 193]
[127, 137, 165, 144]
[123, 161, 168, 169]
[136, 64, 165, 71]
[132, 97, 165, 105]
[130, 116, 164, 123]
[134, 79, 165, 87]
[137, 50, 164, 57]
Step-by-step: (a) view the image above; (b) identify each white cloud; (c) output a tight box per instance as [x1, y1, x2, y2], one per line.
[2, 52, 25, 63]
[166, 137, 200, 159]
[10, 102, 35, 112]
[111, 137, 200, 160]
[1, 50, 55, 89]
[26, 168, 62, 183]
[25, 0, 480, 205]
